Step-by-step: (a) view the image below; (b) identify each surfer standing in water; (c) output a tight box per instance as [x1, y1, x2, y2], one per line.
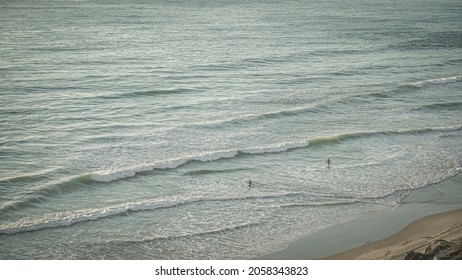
[326, 158, 331, 168]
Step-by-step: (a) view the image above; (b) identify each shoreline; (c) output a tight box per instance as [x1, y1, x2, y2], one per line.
[325, 208, 462, 259]
[259, 172, 462, 260]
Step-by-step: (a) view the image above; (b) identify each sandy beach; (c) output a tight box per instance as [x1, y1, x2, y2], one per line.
[259, 173, 462, 260]
[326, 208, 462, 259]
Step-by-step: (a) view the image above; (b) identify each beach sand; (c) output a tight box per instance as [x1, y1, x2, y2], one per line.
[259, 173, 462, 260]
[326, 208, 462, 259]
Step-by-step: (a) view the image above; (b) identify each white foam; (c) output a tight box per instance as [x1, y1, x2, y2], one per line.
[411, 75, 462, 88]
[90, 158, 191, 182]
[0, 191, 300, 234]
[0, 196, 190, 234]
[242, 140, 310, 154]
[91, 125, 461, 183]
[90, 169, 137, 183]
[90, 151, 239, 182]
[191, 150, 238, 162]
[89, 140, 312, 183]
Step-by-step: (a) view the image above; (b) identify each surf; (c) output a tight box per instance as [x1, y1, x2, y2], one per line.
[89, 125, 462, 183]
[2, 124, 458, 214]
[0, 174, 96, 214]
[90, 140, 311, 182]
[0, 191, 304, 234]
[408, 75, 462, 88]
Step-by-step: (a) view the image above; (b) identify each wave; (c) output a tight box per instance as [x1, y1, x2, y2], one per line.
[414, 101, 462, 111]
[90, 150, 240, 182]
[280, 168, 462, 210]
[1, 125, 459, 213]
[0, 167, 61, 184]
[3, 165, 460, 234]
[279, 188, 410, 210]
[98, 88, 200, 100]
[0, 174, 95, 214]
[90, 125, 462, 183]
[104, 221, 264, 247]
[184, 168, 249, 176]
[4, 190, 389, 235]
[0, 192, 300, 234]
[0, 197, 187, 234]
[3, 126, 457, 213]
[186, 103, 327, 130]
[408, 75, 462, 88]
[90, 140, 311, 182]
[280, 199, 362, 208]
[370, 75, 462, 99]
[307, 126, 462, 148]
[240, 140, 310, 155]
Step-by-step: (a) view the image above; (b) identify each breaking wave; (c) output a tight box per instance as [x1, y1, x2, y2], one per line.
[0, 192, 298, 234]
[90, 140, 311, 182]
[1, 124, 459, 214]
[1, 165, 460, 235]
[91, 125, 462, 183]
[408, 75, 462, 88]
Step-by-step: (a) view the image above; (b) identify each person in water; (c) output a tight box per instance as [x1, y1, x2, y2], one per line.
[327, 158, 331, 167]
[248, 180, 253, 188]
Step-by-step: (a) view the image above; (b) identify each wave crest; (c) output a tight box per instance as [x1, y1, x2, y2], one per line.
[91, 141, 310, 182]
[90, 125, 461, 183]
[0, 192, 300, 234]
[409, 75, 462, 88]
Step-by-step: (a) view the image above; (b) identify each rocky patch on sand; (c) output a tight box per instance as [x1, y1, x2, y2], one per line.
[405, 239, 462, 260]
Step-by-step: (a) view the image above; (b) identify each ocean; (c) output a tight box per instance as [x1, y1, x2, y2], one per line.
[1, 0, 461, 259]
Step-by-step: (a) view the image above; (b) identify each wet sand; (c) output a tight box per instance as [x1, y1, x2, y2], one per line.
[326, 208, 462, 259]
[259, 173, 462, 260]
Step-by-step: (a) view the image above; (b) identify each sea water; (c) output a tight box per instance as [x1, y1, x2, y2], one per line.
[0, 0, 461, 259]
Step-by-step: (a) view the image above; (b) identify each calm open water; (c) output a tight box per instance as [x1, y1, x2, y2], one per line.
[1, 0, 461, 259]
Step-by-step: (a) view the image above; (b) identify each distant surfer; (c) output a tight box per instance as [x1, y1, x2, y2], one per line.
[326, 158, 331, 168]
[248, 180, 253, 188]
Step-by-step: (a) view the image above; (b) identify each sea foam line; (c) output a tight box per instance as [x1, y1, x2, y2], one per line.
[0, 192, 300, 234]
[410, 75, 462, 88]
[3, 125, 458, 214]
[90, 140, 311, 182]
[91, 125, 462, 183]
[0, 197, 186, 234]
[3, 165, 461, 234]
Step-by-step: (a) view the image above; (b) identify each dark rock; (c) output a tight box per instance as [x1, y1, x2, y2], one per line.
[405, 240, 462, 260]
[424, 240, 454, 258]
[436, 241, 462, 260]
[404, 250, 431, 260]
